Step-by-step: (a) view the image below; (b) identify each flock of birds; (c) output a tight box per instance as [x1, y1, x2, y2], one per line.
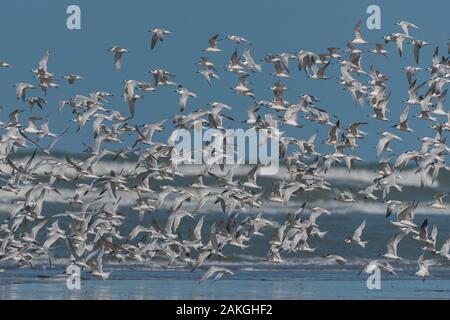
[0, 20, 449, 284]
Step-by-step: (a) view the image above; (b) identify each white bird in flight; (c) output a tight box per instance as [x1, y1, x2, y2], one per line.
[108, 46, 128, 71]
[199, 266, 234, 283]
[345, 220, 368, 248]
[149, 28, 173, 50]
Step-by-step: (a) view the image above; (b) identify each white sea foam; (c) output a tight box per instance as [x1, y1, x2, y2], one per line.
[324, 167, 437, 188]
[2, 156, 438, 188]
[27, 254, 418, 270]
[0, 187, 448, 217]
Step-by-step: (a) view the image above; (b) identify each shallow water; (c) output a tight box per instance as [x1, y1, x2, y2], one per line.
[1, 268, 450, 299]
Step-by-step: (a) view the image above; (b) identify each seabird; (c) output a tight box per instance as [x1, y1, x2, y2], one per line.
[382, 233, 405, 260]
[149, 28, 172, 50]
[199, 266, 234, 283]
[204, 34, 221, 53]
[352, 21, 368, 45]
[108, 46, 128, 71]
[345, 220, 368, 248]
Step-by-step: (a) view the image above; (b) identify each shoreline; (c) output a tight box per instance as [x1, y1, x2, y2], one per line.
[1, 269, 449, 300]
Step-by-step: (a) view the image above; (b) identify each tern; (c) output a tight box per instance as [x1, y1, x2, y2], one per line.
[390, 201, 418, 229]
[197, 69, 220, 86]
[393, 106, 413, 132]
[225, 49, 245, 73]
[385, 200, 404, 218]
[199, 266, 234, 283]
[27, 97, 47, 112]
[151, 69, 176, 86]
[352, 21, 368, 44]
[370, 43, 388, 56]
[335, 191, 355, 202]
[395, 21, 418, 36]
[108, 46, 128, 71]
[310, 62, 331, 80]
[16, 83, 36, 101]
[241, 165, 261, 189]
[428, 193, 448, 209]
[382, 233, 405, 260]
[376, 132, 402, 157]
[436, 237, 450, 260]
[64, 74, 84, 85]
[345, 220, 368, 248]
[390, 33, 412, 57]
[226, 35, 249, 44]
[197, 57, 216, 70]
[87, 251, 110, 280]
[432, 89, 447, 116]
[411, 40, 429, 64]
[414, 253, 438, 281]
[361, 259, 396, 275]
[149, 28, 172, 50]
[176, 86, 197, 112]
[323, 254, 347, 265]
[413, 219, 432, 243]
[204, 34, 221, 53]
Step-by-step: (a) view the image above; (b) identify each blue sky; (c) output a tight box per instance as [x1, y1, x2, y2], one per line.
[0, 0, 448, 160]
